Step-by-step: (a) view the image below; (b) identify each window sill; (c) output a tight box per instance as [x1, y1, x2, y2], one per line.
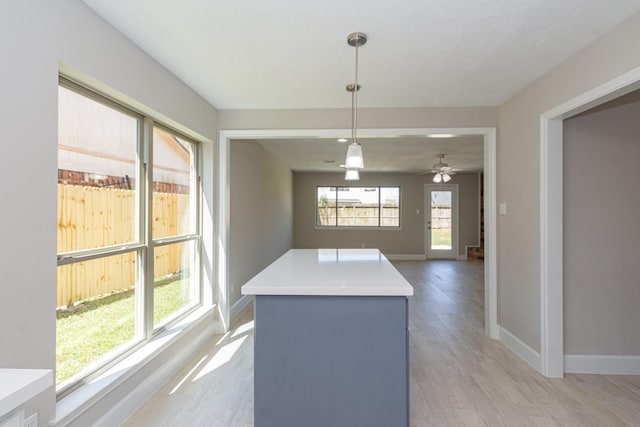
[52, 305, 216, 426]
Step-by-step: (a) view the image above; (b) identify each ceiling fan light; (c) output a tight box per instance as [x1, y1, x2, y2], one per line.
[345, 168, 360, 181]
[433, 173, 442, 183]
[345, 142, 364, 169]
[443, 173, 452, 182]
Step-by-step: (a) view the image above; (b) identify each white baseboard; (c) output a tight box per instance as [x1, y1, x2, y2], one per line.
[498, 326, 542, 373]
[231, 295, 254, 320]
[457, 254, 468, 261]
[564, 354, 640, 375]
[385, 254, 427, 261]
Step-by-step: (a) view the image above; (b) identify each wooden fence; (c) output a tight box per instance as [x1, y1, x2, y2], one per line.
[57, 184, 190, 308]
[431, 205, 451, 229]
[317, 204, 399, 227]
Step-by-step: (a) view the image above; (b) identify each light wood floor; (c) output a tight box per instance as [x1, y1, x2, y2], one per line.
[124, 261, 640, 426]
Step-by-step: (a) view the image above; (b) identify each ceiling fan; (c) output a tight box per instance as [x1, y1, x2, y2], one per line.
[431, 154, 454, 183]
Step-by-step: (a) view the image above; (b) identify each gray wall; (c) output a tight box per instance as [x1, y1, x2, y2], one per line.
[230, 140, 293, 306]
[1, 0, 217, 423]
[218, 107, 498, 130]
[293, 172, 479, 257]
[498, 11, 640, 352]
[563, 94, 640, 355]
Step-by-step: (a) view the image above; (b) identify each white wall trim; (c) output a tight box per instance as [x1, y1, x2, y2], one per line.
[216, 129, 231, 332]
[230, 295, 254, 320]
[385, 254, 427, 261]
[483, 128, 498, 339]
[540, 65, 640, 378]
[499, 326, 541, 372]
[564, 355, 640, 375]
[219, 127, 497, 340]
[539, 116, 564, 378]
[456, 254, 468, 261]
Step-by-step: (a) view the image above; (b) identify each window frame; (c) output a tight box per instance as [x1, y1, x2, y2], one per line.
[149, 123, 202, 332]
[315, 185, 401, 229]
[56, 77, 203, 397]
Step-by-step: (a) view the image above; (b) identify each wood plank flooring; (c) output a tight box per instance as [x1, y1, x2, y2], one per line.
[124, 260, 640, 426]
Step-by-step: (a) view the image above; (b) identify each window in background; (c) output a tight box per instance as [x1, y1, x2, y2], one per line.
[316, 186, 400, 228]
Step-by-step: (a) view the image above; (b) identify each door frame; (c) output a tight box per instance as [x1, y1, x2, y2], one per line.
[218, 127, 497, 339]
[540, 67, 640, 377]
[425, 184, 459, 259]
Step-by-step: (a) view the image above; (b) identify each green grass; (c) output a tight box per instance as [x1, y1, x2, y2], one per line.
[56, 276, 189, 385]
[431, 228, 452, 247]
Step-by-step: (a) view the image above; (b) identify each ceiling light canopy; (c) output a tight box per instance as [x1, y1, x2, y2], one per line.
[344, 32, 367, 178]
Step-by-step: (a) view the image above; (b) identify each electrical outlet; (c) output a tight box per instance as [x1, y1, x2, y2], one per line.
[24, 413, 37, 427]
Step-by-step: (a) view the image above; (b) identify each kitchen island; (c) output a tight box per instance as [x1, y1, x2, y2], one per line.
[242, 248, 413, 427]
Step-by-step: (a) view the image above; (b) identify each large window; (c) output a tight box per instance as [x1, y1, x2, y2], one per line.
[316, 186, 400, 227]
[56, 79, 201, 394]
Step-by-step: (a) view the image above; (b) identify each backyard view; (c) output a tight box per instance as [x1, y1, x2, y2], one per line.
[56, 276, 188, 384]
[317, 186, 400, 227]
[431, 228, 452, 248]
[430, 190, 452, 249]
[57, 83, 199, 388]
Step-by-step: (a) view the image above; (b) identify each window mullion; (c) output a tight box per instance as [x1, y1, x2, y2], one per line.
[141, 117, 155, 340]
[335, 187, 339, 226]
[378, 187, 381, 227]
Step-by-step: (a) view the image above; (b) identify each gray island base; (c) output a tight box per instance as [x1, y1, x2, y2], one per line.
[242, 249, 413, 427]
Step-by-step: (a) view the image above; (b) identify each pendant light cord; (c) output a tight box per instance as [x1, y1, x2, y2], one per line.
[352, 42, 359, 144]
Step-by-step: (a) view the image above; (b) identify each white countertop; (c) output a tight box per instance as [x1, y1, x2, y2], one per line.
[242, 249, 413, 296]
[0, 369, 53, 416]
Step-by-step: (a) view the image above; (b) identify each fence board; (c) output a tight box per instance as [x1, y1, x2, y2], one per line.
[57, 184, 188, 307]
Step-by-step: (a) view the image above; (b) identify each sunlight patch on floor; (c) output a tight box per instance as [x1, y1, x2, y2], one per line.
[169, 355, 208, 395]
[232, 320, 254, 338]
[192, 335, 248, 382]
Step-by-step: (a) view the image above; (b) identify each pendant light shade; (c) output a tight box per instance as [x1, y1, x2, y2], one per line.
[442, 173, 452, 183]
[433, 173, 442, 183]
[345, 143, 364, 169]
[345, 168, 360, 181]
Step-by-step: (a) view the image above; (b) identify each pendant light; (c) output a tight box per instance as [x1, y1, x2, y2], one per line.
[344, 32, 366, 174]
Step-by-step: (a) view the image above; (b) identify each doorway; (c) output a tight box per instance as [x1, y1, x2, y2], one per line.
[425, 184, 458, 259]
[541, 68, 640, 377]
[219, 127, 497, 338]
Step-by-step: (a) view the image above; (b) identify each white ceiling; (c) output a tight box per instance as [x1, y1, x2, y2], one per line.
[81, 0, 640, 172]
[83, 0, 640, 110]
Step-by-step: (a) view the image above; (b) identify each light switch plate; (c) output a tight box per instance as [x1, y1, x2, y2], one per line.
[499, 203, 507, 215]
